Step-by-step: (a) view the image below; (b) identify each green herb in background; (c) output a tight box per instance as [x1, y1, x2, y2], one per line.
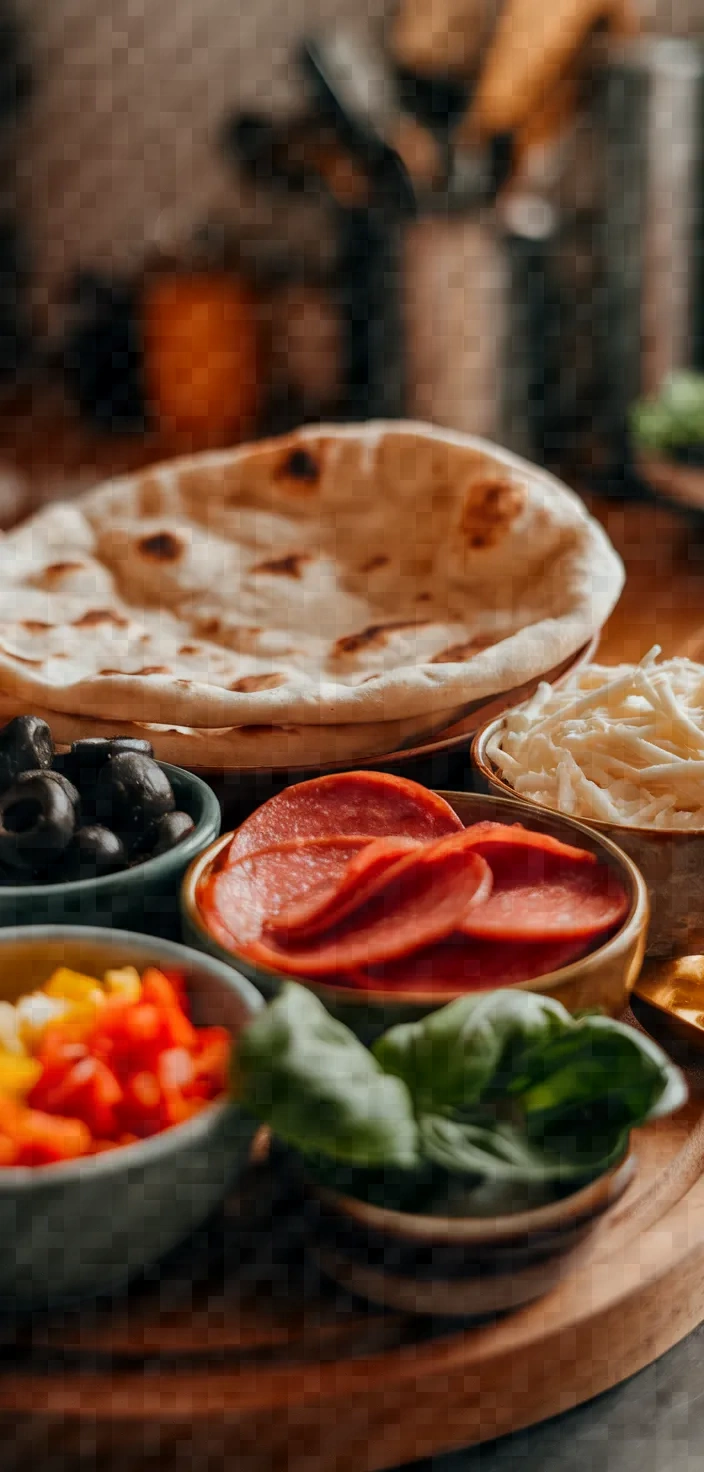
[237, 984, 687, 1214]
[631, 371, 704, 456]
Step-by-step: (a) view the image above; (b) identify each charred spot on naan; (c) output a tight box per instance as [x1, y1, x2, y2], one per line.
[275, 447, 320, 486]
[431, 633, 498, 664]
[34, 561, 87, 587]
[359, 555, 389, 575]
[137, 531, 184, 563]
[459, 475, 525, 550]
[197, 617, 224, 638]
[332, 621, 429, 660]
[228, 674, 287, 693]
[72, 609, 129, 629]
[250, 553, 311, 579]
[21, 620, 52, 633]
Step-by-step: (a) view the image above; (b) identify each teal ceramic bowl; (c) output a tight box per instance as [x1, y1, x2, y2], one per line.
[0, 925, 263, 1312]
[0, 762, 221, 935]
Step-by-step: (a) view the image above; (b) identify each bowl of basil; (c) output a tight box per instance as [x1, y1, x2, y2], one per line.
[237, 982, 686, 1317]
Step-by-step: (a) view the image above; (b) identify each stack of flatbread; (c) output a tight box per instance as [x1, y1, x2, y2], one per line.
[0, 421, 624, 770]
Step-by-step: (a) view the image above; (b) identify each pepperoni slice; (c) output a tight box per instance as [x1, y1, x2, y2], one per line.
[345, 933, 599, 996]
[200, 837, 372, 950]
[246, 832, 493, 975]
[266, 836, 422, 944]
[226, 771, 463, 862]
[458, 825, 629, 942]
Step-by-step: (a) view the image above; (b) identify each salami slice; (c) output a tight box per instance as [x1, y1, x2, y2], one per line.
[346, 933, 597, 996]
[200, 837, 372, 950]
[266, 836, 422, 944]
[246, 832, 494, 975]
[458, 825, 628, 942]
[227, 770, 463, 862]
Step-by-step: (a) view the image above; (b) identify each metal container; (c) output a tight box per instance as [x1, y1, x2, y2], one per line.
[590, 37, 704, 457]
[400, 198, 566, 461]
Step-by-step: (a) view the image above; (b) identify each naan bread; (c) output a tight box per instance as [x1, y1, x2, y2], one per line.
[0, 422, 623, 766]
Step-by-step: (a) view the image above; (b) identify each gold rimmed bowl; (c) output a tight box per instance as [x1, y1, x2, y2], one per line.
[181, 790, 649, 1040]
[473, 719, 704, 960]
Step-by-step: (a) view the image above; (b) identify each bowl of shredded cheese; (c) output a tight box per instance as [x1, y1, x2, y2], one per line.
[472, 648, 704, 957]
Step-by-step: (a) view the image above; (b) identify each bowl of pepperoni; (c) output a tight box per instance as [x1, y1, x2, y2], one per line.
[182, 771, 649, 1040]
[0, 926, 262, 1312]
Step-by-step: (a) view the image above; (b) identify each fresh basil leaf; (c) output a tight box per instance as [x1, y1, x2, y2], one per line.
[238, 982, 419, 1169]
[512, 1016, 687, 1132]
[419, 1114, 631, 1185]
[373, 989, 571, 1113]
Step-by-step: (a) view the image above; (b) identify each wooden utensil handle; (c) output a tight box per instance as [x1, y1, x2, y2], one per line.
[457, 0, 635, 144]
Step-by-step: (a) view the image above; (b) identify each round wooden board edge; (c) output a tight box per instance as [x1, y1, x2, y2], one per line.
[2, 1108, 704, 1472]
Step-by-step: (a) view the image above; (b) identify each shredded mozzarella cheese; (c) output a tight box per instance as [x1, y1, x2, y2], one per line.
[487, 648, 704, 829]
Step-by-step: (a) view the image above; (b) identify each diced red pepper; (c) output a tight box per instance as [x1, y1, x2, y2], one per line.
[187, 1027, 231, 1099]
[119, 1071, 163, 1137]
[0, 1096, 92, 1165]
[0, 966, 229, 1166]
[30, 1056, 123, 1140]
[141, 970, 198, 1049]
[157, 968, 189, 1008]
[157, 1047, 195, 1093]
[0, 1134, 19, 1166]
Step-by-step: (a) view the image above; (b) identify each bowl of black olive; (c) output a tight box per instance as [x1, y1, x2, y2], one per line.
[0, 717, 221, 934]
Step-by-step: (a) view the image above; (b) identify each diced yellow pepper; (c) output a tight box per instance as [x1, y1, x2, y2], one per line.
[104, 966, 142, 1003]
[44, 968, 105, 1007]
[0, 1051, 41, 1097]
[0, 1001, 25, 1056]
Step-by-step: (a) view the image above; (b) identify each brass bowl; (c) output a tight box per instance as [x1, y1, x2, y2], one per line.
[181, 789, 649, 1040]
[473, 718, 704, 960]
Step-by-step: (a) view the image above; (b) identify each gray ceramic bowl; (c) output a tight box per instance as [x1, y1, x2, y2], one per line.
[0, 762, 221, 935]
[0, 926, 263, 1312]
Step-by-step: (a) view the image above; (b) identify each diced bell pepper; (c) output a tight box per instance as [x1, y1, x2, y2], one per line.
[44, 968, 105, 1008]
[103, 966, 142, 1003]
[0, 1001, 25, 1056]
[0, 1052, 41, 1098]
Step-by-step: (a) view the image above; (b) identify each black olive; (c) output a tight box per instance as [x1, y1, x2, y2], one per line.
[58, 737, 111, 792]
[43, 770, 81, 812]
[0, 770, 78, 872]
[69, 737, 112, 769]
[109, 737, 154, 759]
[150, 810, 195, 857]
[94, 752, 175, 844]
[0, 717, 54, 793]
[64, 824, 127, 880]
[59, 736, 155, 796]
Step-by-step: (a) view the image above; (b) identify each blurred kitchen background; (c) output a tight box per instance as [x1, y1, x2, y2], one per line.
[2, 0, 704, 512]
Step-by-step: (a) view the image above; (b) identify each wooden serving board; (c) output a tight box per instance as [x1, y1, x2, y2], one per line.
[1, 1065, 704, 1472]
